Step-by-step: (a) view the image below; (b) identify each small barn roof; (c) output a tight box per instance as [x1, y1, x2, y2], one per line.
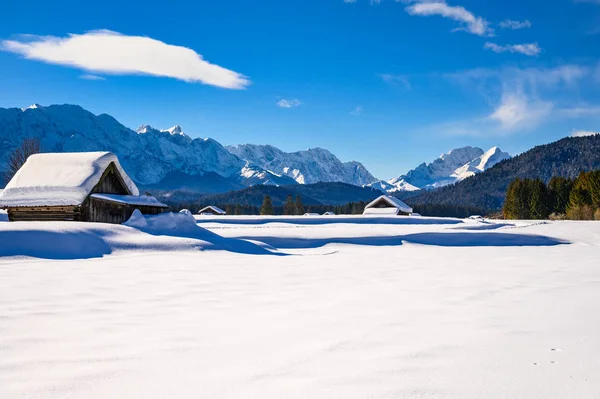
[199, 205, 226, 215]
[90, 194, 168, 208]
[364, 195, 413, 214]
[0, 152, 139, 207]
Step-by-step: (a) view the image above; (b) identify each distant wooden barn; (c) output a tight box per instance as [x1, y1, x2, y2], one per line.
[198, 206, 226, 216]
[363, 195, 413, 216]
[0, 152, 168, 223]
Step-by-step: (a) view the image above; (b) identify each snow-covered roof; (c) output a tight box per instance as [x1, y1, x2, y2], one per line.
[90, 194, 168, 208]
[0, 152, 139, 207]
[364, 195, 413, 214]
[198, 206, 226, 215]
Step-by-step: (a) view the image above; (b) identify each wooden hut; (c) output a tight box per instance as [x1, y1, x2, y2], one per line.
[198, 206, 226, 216]
[363, 195, 413, 216]
[0, 152, 168, 223]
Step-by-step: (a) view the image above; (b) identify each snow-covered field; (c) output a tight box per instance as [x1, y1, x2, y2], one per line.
[1, 214, 600, 398]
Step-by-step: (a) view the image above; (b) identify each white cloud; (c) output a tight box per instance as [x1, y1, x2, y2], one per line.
[1, 30, 249, 89]
[484, 42, 541, 56]
[404, 1, 493, 36]
[571, 129, 599, 137]
[379, 73, 412, 89]
[488, 92, 553, 130]
[498, 19, 532, 30]
[350, 106, 364, 115]
[437, 64, 600, 135]
[277, 99, 302, 108]
[343, 0, 357, 3]
[79, 74, 105, 81]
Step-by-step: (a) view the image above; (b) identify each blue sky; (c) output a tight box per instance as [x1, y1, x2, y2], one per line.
[1, 0, 600, 179]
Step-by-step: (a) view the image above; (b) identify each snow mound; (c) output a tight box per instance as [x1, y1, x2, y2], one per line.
[0, 152, 139, 207]
[124, 211, 199, 234]
[179, 209, 193, 217]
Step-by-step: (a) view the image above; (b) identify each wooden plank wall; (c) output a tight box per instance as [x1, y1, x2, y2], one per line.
[8, 206, 81, 222]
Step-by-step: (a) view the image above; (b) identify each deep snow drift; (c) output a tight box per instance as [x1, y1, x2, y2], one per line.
[1, 216, 599, 398]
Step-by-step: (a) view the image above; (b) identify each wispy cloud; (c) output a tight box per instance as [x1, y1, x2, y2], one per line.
[350, 106, 364, 116]
[403, 1, 493, 36]
[437, 64, 599, 135]
[343, 0, 357, 3]
[277, 99, 302, 108]
[484, 42, 541, 56]
[1, 30, 249, 89]
[379, 73, 412, 89]
[498, 19, 532, 30]
[488, 92, 553, 130]
[79, 74, 105, 81]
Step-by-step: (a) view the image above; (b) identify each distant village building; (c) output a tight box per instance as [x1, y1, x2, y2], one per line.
[198, 206, 226, 216]
[323, 211, 335, 216]
[363, 195, 413, 216]
[0, 152, 167, 223]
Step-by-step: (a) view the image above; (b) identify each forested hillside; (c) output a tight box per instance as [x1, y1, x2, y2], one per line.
[189, 182, 381, 207]
[406, 134, 600, 210]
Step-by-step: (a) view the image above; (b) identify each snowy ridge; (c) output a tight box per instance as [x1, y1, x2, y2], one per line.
[227, 144, 377, 185]
[0, 104, 379, 191]
[368, 146, 511, 193]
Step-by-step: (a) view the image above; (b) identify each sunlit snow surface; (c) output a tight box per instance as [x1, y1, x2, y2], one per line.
[1, 215, 600, 398]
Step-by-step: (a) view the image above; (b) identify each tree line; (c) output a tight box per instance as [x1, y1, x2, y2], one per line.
[503, 171, 600, 220]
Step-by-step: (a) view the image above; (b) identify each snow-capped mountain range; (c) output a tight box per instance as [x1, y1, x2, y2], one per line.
[0, 104, 376, 192]
[367, 146, 511, 192]
[0, 104, 510, 195]
[227, 144, 375, 186]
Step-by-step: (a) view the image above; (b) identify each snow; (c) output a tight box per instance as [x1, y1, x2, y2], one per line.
[362, 207, 403, 215]
[198, 205, 226, 215]
[364, 195, 413, 214]
[90, 193, 167, 207]
[381, 146, 511, 192]
[1, 217, 600, 398]
[227, 144, 377, 186]
[0, 152, 139, 207]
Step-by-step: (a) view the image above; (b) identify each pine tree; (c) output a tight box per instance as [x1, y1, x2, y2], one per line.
[234, 204, 242, 215]
[504, 179, 523, 219]
[284, 194, 295, 215]
[225, 204, 234, 215]
[260, 195, 273, 215]
[529, 179, 551, 219]
[294, 195, 304, 215]
[569, 172, 592, 210]
[548, 176, 573, 215]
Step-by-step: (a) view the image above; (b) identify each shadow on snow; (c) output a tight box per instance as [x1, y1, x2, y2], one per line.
[237, 232, 567, 249]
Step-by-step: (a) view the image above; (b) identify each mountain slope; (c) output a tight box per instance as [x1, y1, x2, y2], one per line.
[369, 146, 510, 192]
[0, 104, 378, 191]
[407, 135, 600, 210]
[227, 144, 377, 186]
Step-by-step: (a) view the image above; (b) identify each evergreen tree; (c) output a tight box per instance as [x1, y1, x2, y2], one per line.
[225, 204, 234, 215]
[528, 179, 551, 219]
[569, 172, 592, 209]
[260, 195, 273, 215]
[294, 195, 304, 215]
[548, 176, 573, 215]
[504, 179, 524, 219]
[284, 194, 295, 215]
[234, 204, 242, 215]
